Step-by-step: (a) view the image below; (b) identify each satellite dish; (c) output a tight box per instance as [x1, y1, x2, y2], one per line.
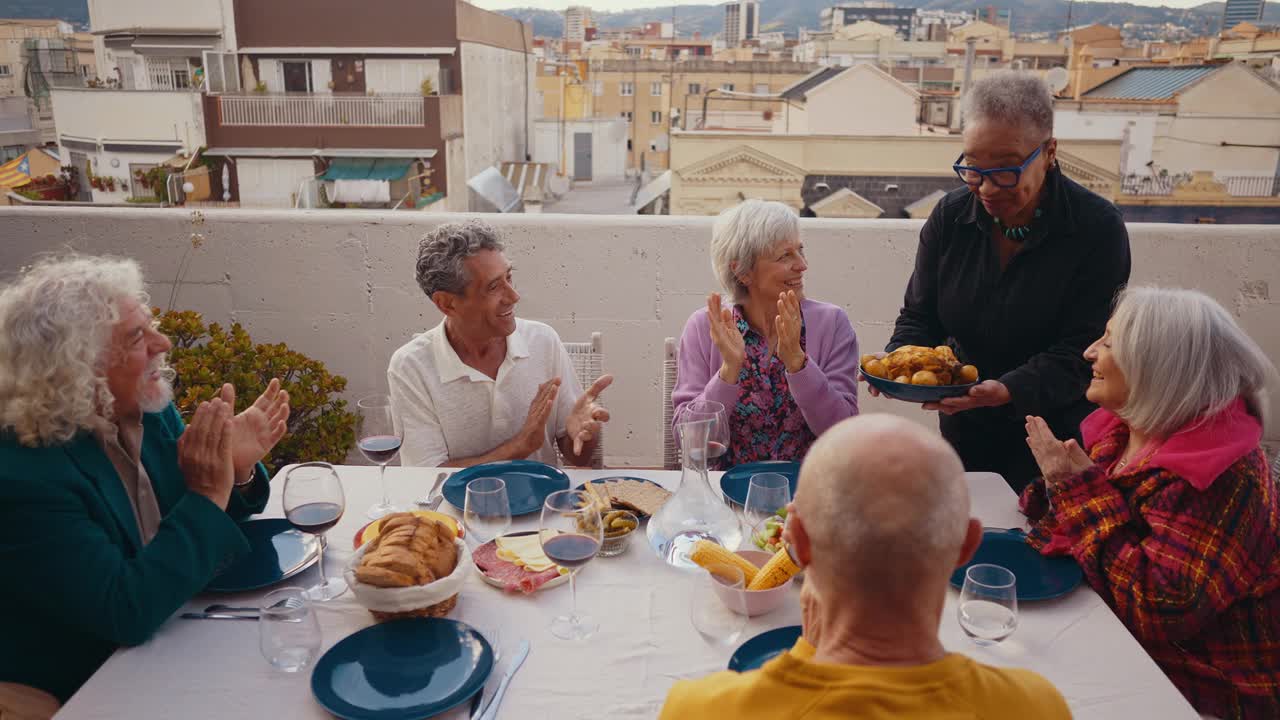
[1046, 66, 1069, 94]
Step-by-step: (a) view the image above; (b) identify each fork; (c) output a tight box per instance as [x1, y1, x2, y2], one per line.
[416, 471, 451, 510]
[204, 597, 301, 614]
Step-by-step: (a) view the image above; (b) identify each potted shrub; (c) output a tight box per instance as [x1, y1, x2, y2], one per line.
[156, 310, 358, 472]
[420, 78, 434, 96]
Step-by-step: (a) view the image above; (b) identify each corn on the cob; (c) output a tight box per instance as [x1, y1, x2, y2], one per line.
[746, 545, 801, 590]
[690, 540, 760, 586]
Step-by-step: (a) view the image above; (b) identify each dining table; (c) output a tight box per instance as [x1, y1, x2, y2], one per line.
[55, 465, 1200, 720]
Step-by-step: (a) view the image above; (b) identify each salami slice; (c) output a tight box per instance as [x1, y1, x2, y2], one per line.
[473, 541, 563, 594]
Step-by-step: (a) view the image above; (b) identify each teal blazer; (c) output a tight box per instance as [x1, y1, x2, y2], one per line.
[0, 403, 269, 702]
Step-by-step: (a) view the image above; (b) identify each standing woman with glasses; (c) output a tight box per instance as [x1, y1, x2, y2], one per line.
[876, 72, 1131, 493]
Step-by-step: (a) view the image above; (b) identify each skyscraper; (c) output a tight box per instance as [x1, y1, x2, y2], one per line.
[564, 6, 592, 44]
[1221, 0, 1265, 30]
[723, 0, 760, 47]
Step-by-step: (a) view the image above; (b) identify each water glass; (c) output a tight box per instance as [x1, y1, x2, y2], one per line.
[463, 477, 512, 545]
[744, 473, 791, 527]
[259, 587, 321, 672]
[957, 564, 1018, 646]
[689, 563, 747, 648]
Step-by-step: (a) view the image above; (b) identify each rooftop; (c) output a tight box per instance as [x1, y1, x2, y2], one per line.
[1083, 65, 1219, 100]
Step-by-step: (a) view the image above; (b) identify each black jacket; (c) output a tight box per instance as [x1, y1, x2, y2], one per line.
[888, 167, 1132, 433]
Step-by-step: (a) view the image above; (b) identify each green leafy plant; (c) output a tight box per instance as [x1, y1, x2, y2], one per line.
[420, 78, 434, 96]
[156, 309, 358, 473]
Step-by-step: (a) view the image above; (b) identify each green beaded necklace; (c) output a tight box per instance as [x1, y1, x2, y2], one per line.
[994, 208, 1043, 241]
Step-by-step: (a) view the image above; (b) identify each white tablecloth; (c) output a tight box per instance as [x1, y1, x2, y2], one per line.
[56, 467, 1198, 720]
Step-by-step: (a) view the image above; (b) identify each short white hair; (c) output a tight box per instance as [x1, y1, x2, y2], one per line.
[1110, 286, 1275, 438]
[0, 255, 147, 447]
[962, 71, 1054, 143]
[710, 199, 799, 303]
[795, 415, 969, 604]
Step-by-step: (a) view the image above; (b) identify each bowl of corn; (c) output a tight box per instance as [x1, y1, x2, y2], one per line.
[691, 540, 799, 617]
[598, 509, 639, 557]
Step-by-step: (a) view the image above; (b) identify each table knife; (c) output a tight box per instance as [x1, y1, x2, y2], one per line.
[180, 612, 259, 621]
[476, 638, 529, 720]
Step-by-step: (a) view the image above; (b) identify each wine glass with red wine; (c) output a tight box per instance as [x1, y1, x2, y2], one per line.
[357, 394, 403, 520]
[676, 400, 730, 467]
[539, 489, 603, 641]
[283, 462, 347, 602]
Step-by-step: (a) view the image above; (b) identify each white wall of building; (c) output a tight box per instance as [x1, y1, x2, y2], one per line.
[1054, 109, 1158, 177]
[51, 88, 204, 149]
[533, 118, 628, 181]
[3, 209, 1278, 464]
[236, 158, 318, 208]
[461, 42, 534, 209]
[365, 59, 440, 95]
[777, 66, 919, 136]
[88, 0, 228, 34]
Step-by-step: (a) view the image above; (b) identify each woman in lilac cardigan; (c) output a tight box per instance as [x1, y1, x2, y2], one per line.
[673, 199, 859, 468]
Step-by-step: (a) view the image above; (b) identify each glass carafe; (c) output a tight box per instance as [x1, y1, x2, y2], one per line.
[647, 417, 743, 569]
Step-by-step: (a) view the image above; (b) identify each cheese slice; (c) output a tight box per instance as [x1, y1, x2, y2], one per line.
[495, 533, 561, 573]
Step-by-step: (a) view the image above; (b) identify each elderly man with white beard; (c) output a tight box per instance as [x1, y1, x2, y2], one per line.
[0, 255, 290, 719]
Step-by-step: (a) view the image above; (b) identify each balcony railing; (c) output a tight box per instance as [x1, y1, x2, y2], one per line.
[219, 94, 425, 127]
[1121, 173, 1280, 198]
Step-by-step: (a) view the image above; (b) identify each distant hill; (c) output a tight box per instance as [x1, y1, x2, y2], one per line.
[499, 0, 1279, 39]
[0, 0, 87, 26]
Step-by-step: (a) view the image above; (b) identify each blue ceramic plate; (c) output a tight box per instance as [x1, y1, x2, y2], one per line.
[728, 625, 803, 672]
[861, 370, 978, 404]
[205, 518, 319, 593]
[442, 460, 571, 516]
[577, 475, 667, 518]
[720, 461, 800, 507]
[950, 528, 1084, 601]
[311, 618, 493, 720]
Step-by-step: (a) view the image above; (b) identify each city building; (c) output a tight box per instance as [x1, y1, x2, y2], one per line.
[976, 5, 1012, 29]
[565, 6, 592, 44]
[203, 0, 533, 210]
[793, 21, 947, 67]
[723, 1, 761, 48]
[821, 3, 917, 39]
[0, 18, 83, 147]
[1221, 0, 1266, 31]
[774, 63, 923, 135]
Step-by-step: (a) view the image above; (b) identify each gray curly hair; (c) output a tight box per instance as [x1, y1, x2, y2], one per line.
[0, 255, 149, 447]
[415, 221, 506, 298]
[962, 71, 1054, 142]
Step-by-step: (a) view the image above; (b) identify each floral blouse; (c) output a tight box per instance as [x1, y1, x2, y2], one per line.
[718, 306, 817, 470]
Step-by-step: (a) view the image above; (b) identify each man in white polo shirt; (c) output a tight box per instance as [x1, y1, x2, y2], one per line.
[388, 221, 612, 468]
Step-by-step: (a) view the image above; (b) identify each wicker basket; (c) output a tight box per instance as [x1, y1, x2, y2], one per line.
[344, 537, 472, 622]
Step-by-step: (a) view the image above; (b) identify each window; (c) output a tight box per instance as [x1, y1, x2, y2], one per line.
[0, 65, 12, 77]
[621, 111, 633, 123]
[650, 81, 663, 96]
[721, 82, 735, 92]
[626, 46, 642, 57]
[650, 110, 662, 124]
[281, 61, 313, 92]
[688, 82, 702, 95]
[144, 57, 192, 90]
[80, 64, 92, 78]
[620, 81, 634, 96]
[754, 83, 769, 94]
[627, 139, 633, 151]
[592, 80, 603, 96]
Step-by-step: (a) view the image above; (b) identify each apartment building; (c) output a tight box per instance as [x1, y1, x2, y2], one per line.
[565, 6, 592, 44]
[540, 59, 815, 172]
[821, 4, 917, 39]
[1, 18, 82, 148]
[723, 1, 761, 48]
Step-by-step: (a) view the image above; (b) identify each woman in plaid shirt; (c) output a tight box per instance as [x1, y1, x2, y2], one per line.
[1019, 286, 1279, 720]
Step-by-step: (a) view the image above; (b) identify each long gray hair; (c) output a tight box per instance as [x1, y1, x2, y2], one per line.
[0, 255, 148, 446]
[1109, 286, 1275, 438]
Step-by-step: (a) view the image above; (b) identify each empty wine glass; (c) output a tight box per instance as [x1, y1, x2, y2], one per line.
[283, 462, 347, 602]
[539, 489, 603, 641]
[259, 587, 321, 672]
[689, 563, 747, 648]
[957, 564, 1018, 646]
[463, 477, 512, 545]
[744, 473, 791, 528]
[357, 394, 402, 520]
[676, 400, 730, 467]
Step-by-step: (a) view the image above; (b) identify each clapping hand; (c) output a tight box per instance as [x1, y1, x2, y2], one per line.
[221, 379, 290, 484]
[1025, 415, 1093, 486]
[567, 374, 614, 456]
[707, 293, 745, 384]
[775, 290, 805, 373]
[517, 379, 562, 456]
[178, 398, 235, 509]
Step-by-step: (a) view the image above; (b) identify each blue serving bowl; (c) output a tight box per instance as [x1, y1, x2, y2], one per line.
[861, 369, 978, 404]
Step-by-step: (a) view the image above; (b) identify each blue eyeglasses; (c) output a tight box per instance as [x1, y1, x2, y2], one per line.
[953, 144, 1044, 189]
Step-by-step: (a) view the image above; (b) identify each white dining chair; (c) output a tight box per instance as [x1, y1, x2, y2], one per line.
[561, 331, 605, 469]
[660, 337, 679, 470]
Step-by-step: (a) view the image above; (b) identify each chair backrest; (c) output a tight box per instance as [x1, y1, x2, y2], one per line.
[660, 337, 679, 470]
[1270, 445, 1280, 487]
[561, 331, 605, 469]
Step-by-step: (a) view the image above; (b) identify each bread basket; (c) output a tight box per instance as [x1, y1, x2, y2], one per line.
[344, 537, 473, 621]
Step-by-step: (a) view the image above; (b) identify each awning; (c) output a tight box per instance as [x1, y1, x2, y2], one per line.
[318, 158, 413, 182]
[634, 170, 671, 213]
[205, 147, 436, 159]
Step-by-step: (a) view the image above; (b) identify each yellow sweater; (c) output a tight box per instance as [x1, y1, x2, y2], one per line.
[660, 639, 1071, 720]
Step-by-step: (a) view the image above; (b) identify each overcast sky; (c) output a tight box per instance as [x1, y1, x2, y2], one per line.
[469, 0, 1216, 13]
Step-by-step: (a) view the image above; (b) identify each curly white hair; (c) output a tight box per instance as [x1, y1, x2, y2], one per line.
[0, 255, 150, 447]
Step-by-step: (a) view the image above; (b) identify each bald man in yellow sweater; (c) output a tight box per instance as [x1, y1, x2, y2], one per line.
[660, 414, 1072, 720]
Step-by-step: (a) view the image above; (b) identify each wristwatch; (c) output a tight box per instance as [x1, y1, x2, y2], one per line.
[234, 465, 262, 488]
